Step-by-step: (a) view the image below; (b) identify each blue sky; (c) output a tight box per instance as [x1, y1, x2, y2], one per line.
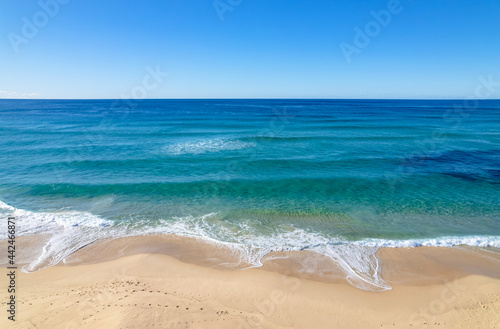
[0, 0, 499, 99]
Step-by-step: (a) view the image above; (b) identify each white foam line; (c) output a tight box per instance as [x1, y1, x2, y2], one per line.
[0, 200, 115, 272]
[2, 200, 500, 290]
[0, 200, 15, 211]
[164, 138, 256, 155]
[355, 236, 500, 248]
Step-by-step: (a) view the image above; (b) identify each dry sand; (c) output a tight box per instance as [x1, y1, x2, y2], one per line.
[1, 236, 500, 329]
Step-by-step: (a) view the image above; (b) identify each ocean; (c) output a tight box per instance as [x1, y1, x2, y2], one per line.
[0, 99, 499, 290]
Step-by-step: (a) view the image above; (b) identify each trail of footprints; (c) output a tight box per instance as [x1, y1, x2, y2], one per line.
[14, 282, 500, 328]
[16, 279, 249, 328]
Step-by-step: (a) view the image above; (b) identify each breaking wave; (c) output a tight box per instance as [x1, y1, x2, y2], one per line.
[1, 201, 499, 291]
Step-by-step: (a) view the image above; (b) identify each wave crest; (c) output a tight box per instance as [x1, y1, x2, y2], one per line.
[0, 201, 114, 272]
[165, 138, 255, 155]
[2, 201, 499, 291]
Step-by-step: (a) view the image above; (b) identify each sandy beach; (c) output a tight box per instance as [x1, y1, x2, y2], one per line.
[2, 0, 500, 327]
[2, 236, 500, 329]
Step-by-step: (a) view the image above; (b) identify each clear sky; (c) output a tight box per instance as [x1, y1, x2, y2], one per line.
[1, 0, 499, 99]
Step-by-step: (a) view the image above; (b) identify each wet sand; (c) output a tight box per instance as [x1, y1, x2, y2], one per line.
[1, 235, 500, 328]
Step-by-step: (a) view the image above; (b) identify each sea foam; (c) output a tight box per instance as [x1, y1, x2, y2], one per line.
[165, 138, 255, 155]
[1, 201, 500, 291]
[0, 200, 115, 272]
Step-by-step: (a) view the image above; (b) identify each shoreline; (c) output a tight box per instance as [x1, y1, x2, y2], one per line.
[3, 234, 500, 286]
[62, 235, 500, 282]
[1, 235, 500, 328]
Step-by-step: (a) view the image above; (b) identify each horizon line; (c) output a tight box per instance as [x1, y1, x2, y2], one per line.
[1, 98, 500, 101]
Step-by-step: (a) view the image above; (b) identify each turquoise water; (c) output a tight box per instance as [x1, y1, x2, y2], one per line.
[0, 99, 499, 290]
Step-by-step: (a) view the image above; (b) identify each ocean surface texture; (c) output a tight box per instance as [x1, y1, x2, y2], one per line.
[0, 99, 499, 290]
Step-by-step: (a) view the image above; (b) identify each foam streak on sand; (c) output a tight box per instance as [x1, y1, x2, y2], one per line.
[0, 200, 114, 272]
[2, 201, 500, 292]
[1, 248, 500, 329]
